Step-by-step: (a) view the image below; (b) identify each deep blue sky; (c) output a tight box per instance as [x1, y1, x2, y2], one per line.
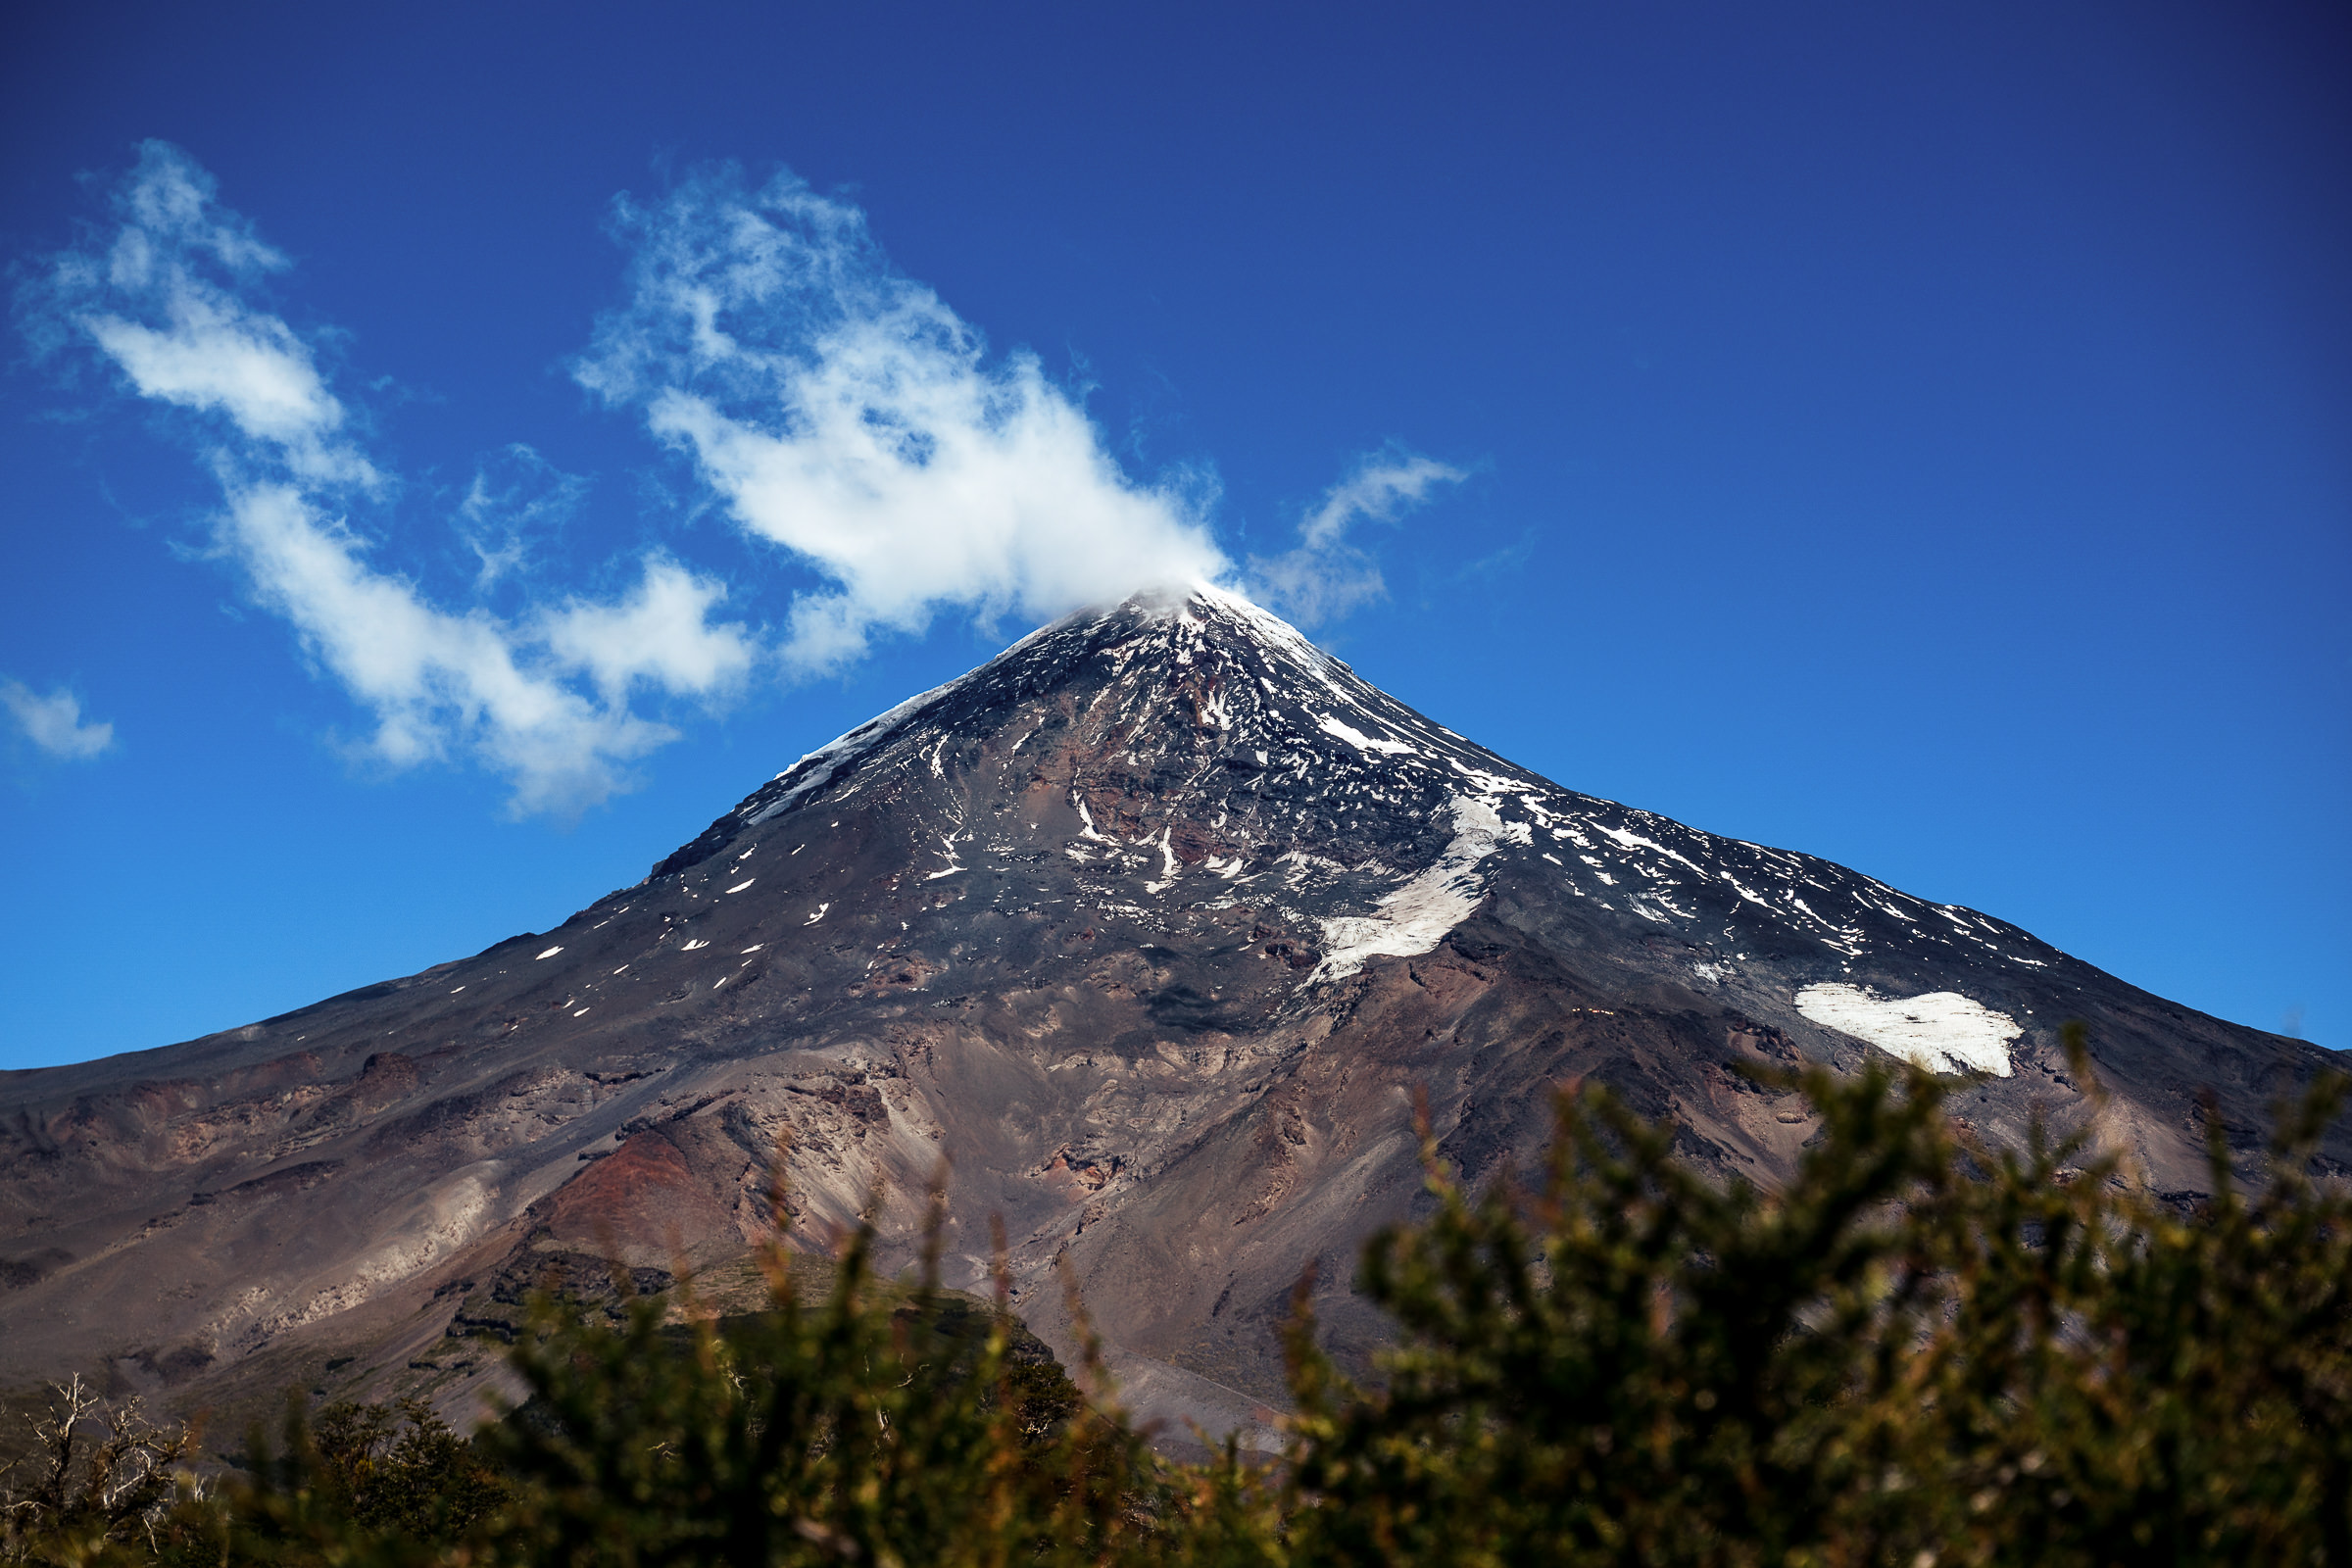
[2, 0, 2345, 1069]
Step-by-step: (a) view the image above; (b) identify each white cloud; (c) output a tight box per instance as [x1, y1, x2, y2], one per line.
[49, 144, 375, 488]
[1247, 452, 1465, 625]
[29, 148, 1453, 814]
[37, 143, 753, 816]
[575, 168, 1231, 673]
[0, 680, 115, 760]
[220, 484, 753, 814]
[1298, 454, 1466, 550]
[536, 558, 757, 708]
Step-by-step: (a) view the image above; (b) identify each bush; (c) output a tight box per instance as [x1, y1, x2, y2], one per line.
[1281, 1029, 2352, 1566]
[220, 1396, 506, 1564]
[470, 1220, 1169, 1568]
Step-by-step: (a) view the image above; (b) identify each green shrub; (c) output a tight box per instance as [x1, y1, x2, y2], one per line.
[1282, 1030, 2352, 1566]
[470, 1221, 1169, 1568]
[220, 1395, 505, 1565]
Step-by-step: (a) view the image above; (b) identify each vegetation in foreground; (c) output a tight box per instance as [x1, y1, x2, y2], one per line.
[6, 1027, 2348, 1566]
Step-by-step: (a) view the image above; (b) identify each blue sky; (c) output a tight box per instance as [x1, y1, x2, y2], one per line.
[2, 0, 2344, 1070]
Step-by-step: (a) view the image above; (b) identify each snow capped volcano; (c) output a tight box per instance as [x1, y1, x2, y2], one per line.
[657, 584, 2058, 1006]
[2, 588, 2339, 1441]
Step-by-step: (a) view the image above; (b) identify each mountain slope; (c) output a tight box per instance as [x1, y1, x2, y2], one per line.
[2, 587, 2339, 1439]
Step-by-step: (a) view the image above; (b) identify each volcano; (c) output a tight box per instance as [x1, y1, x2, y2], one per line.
[2, 587, 2340, 1440]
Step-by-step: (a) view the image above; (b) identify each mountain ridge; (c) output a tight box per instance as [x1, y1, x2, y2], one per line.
[2, 586, 2339, 1442]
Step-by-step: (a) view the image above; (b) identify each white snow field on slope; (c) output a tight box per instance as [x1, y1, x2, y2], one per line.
[1312, 795, 1532, 982]
[1794, 983, 2022, 1076]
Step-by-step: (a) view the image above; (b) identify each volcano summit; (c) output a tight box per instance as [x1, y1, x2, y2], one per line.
[2, 587, 2339, 1438]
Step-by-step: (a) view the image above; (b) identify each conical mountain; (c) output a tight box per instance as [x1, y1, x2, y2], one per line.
[2, 587, 2338, 1438]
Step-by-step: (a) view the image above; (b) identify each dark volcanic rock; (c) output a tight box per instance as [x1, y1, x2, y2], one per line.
[0, 587, 2340, 1439]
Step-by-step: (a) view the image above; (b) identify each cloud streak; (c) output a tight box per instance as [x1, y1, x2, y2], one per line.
[46, 149, 375, 489]
[575, 168, 1231, 673]
[33, 143, 755, 815]
[0, 680, 114, 760]
[1247, 453, 1466, 625]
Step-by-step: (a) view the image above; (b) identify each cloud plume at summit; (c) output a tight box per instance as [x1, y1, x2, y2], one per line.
[575, 167, 1235, 674]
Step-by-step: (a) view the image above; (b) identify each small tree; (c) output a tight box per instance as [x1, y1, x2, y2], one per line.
[220, 1392, 507, 1566]
[1, 1375, 197, 1564]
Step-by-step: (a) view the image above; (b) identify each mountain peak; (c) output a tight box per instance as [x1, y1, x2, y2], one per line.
[641, 582, 2050, 1005]
[645, 583, 1379, 881]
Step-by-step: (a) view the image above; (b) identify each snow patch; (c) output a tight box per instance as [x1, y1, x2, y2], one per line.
[1309, 795, 1516, 982]
[1191, 581, 1348, 696]
[1794, 983, 2020, 1076]
[1317, 714, 1416, 756]
[1721, 874, 1773, 908]
[726, 878, 756, 894]
[535, 946, 564, 960]
[1590, 821, 1707, 878]
[1145, 827, 1181, 893]
[927, 831, 966, 879]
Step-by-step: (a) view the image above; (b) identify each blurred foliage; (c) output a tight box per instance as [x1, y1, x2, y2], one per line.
[6, 1024, 2346, 1565]
[221, 1395, 507, 1564]
[1280, 1027, 2352, 1566]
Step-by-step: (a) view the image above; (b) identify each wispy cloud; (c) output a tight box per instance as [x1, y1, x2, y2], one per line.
[1247, 452, 1465, 625]
[0, 680, 114, 760]
[25, 148, 1460, 815]
[457, 445, 591, 592]
[575, 166, 1231, 673]
[29, 143, 755, 816]
[217, 483, 753, 812]
[43, 145, 375, 490]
